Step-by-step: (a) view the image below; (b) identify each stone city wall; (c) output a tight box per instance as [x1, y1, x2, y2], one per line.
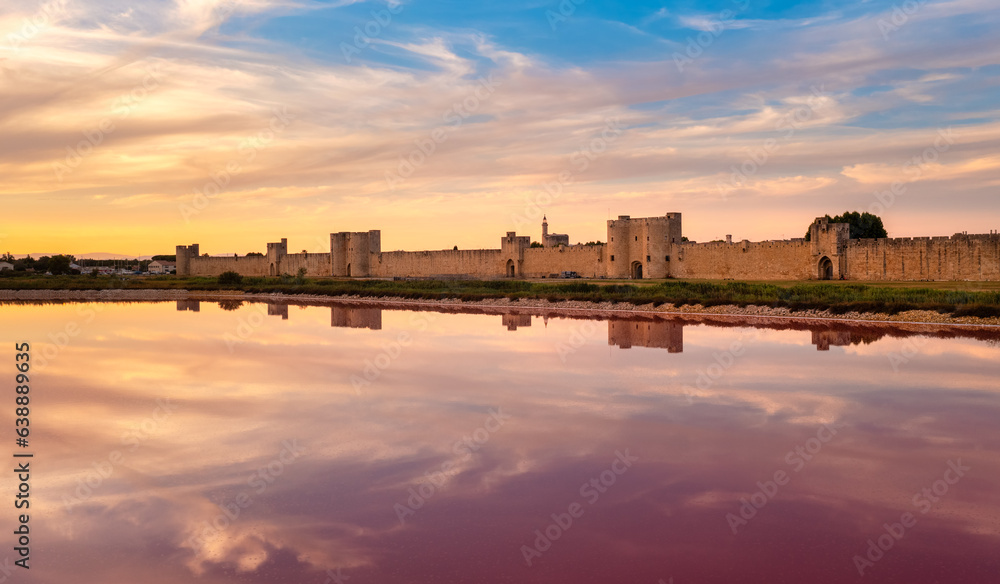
[671, 240, 815, 280]
[845, 234, 1000, 281]
[371, 249, 504, 278]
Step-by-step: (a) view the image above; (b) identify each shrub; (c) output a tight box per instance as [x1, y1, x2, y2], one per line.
[218, 271, 243, 286]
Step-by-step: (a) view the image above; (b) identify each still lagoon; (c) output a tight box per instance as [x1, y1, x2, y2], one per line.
[2, 300, 999, 583]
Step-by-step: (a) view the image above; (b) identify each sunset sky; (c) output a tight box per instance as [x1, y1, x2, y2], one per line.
[1, 0, 998, 256]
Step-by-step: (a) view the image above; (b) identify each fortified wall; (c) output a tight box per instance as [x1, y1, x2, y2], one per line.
[671, 219, 849, 281]
[844, 234, 1000, 281]
[176, 213, 999, 281]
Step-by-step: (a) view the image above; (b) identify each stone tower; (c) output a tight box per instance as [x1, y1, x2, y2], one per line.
[606, 213, 682, 279]
[501, 232, 531, 277]
[331, 230, 381, 277]
[808, 217, 850, 279]
[542, 215, 549, 240]
[175, 243, 199, 276]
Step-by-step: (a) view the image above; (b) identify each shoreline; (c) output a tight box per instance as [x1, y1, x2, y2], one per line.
[3, 288, 1000, 330]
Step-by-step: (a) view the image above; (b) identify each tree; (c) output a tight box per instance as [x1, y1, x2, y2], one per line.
[805, 211, 887, 241]
[246, 252, 264, 257]
[47, 255, 74, 275]
[218, 271, 243, 286]
[530, 241, 544, 248]
[1, 252, 14, 263]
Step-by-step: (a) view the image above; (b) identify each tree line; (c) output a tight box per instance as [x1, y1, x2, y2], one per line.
[0, 253, 176, 275]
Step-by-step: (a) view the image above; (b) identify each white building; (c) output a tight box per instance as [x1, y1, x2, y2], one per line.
[149, 260, 176, 274]
[0, 261, 13, 271]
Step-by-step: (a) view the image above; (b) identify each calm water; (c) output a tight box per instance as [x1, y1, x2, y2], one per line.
[2, 300, 999, 583]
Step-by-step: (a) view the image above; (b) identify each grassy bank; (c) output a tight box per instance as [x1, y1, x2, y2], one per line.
[3, 273, 1000, 318]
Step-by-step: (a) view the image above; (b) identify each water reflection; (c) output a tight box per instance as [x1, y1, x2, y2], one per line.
[177, 299, 1000, 354]
[331, 305, 381, 330]
[2, 300, 999, 583]
[608, 319, 684, 352]
[502, 313, 532, 331]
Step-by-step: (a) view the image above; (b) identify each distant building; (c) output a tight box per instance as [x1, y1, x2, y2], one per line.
[0, 261, 13, 271]
[542, 216, 569, 248]
[149, 260, 176, 274]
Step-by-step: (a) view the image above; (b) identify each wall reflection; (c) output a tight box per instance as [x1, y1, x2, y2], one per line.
[173, 300, 994, 354]
[608, 319, 684, 352]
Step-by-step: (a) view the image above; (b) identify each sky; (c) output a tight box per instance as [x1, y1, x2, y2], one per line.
[1, 0, 998, 256]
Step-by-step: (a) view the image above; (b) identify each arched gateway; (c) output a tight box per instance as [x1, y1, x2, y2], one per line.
[818, 256, 834, 280]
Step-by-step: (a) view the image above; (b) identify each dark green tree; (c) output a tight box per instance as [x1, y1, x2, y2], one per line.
[805, 211, 887, 241]
[47, 255, 74, 275]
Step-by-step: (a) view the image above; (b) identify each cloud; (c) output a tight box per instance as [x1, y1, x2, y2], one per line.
[842, 154, 1000, 185]
[2, 0, 1000, 254]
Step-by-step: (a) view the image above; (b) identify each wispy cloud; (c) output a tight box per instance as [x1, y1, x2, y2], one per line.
[1, 0, 999, 254]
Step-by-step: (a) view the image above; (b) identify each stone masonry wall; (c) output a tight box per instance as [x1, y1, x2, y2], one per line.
[186, 255, 270, 277]
[371, 249, 504, 278]
[177, 216, 1000, 282]
[280, 252, 332, 277]
[845, 234, 1000, 281]
[671, 240, 815, 280]
[521, 245, 606, 278]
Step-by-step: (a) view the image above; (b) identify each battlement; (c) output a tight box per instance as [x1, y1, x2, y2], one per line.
[173, 213, 999, 282]
[848, 232, 1000, 246]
